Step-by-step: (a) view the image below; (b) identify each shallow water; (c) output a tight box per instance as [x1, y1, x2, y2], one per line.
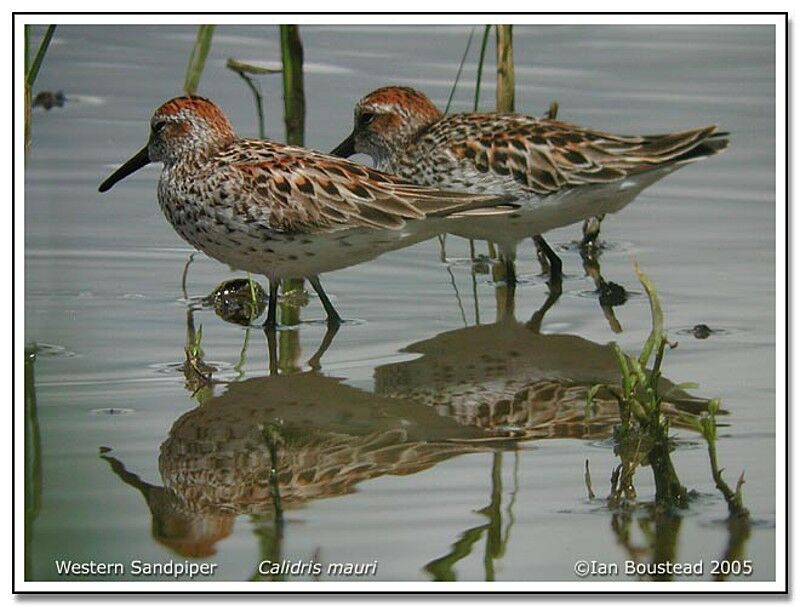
[24, 24, 777, 583]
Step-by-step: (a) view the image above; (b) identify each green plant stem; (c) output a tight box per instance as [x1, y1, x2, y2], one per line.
[184, 25, 215, 95]
[649, 439, 689, 509]
[233, 327, 251, 379]
[279, 25, 305, 146]
[473, 25, 491, 111]
[226, 58, 282, 140]
[26, 25, 56, 87]
[231, 68, 266, 139]
[25, 26, 31, 74]
[25, 25, 56, 152]
[584, 459, 596, 499]
[445, 26, 475, 114]
[705, 425, 749, 518]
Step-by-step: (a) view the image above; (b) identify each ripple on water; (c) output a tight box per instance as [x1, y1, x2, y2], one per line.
[572, 288, 643, 300]
[588, 436, 702, 451]
[148, 360, 235, 375]
[89, 407, 135, 416]
[558, 240, 637, 254]
[674, 325, 736, 339]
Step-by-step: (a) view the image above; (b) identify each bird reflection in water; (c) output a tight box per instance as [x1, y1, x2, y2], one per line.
[100, 257, 724, 580]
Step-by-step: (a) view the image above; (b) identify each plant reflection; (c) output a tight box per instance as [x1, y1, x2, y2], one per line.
[24, 346, 42, 580]
[425, 451, 514, 581]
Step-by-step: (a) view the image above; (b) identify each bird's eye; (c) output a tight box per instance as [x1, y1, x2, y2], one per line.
[152, 121, 167, 134]
[359, 112, 376, 126]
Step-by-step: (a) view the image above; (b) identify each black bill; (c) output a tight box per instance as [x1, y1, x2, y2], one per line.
[98, 145, 151, 193]
[329, 132, 356, 158]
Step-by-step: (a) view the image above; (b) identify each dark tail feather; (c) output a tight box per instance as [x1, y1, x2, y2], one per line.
[672, 131, 729, 163]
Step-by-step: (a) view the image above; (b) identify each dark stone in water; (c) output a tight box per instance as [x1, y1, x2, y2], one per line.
[206, 278, 267, 325]
[598, 281, 628, 307]
[33, 90, 66, 110]
[692, 324, 713, 339]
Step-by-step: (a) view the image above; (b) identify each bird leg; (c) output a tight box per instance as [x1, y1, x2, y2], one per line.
[308, 275, 343, 327]
[533, 235, 563, 288]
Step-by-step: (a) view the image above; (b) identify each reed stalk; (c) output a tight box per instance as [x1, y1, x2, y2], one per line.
[278, 25, 306, 332]
[279, 25, 305, 146]
[492, 26, 516, 315]
[495, 25, 515, 113]
[184, 25, 215, 95]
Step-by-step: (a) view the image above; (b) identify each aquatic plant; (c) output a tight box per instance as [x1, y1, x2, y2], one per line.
[684, 399, 750, 518]
[495, 25, 514, 112]
[24, 25, 56, 149]
[588, 264, 749, 518]
[473, 26, 492, 111]
[425, 451, 517, 581]
[225, 58, 281, 139]
[279, 25, 304, 145]
[184, 25, 215, 95]
[444, 26, 476, 114]
[25, 25, 55, 88]
[587, 264, 688, 509]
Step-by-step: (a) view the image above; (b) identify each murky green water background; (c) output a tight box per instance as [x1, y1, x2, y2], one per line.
[24, 24, 776, 582]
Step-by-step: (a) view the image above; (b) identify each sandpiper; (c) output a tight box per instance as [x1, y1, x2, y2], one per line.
[99, 95, 512, 328]
[332, 86, 728, 249]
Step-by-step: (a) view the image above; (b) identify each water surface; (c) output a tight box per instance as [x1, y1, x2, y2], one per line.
[24, 24, 776, 583]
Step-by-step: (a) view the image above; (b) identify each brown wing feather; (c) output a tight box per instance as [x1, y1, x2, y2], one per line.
[437, 113, 725, 194]
[228, 140, 511, 232]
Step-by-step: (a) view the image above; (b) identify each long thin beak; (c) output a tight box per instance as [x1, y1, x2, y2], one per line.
[98, 145, 151, 193]
[330, 132, 356, 158]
